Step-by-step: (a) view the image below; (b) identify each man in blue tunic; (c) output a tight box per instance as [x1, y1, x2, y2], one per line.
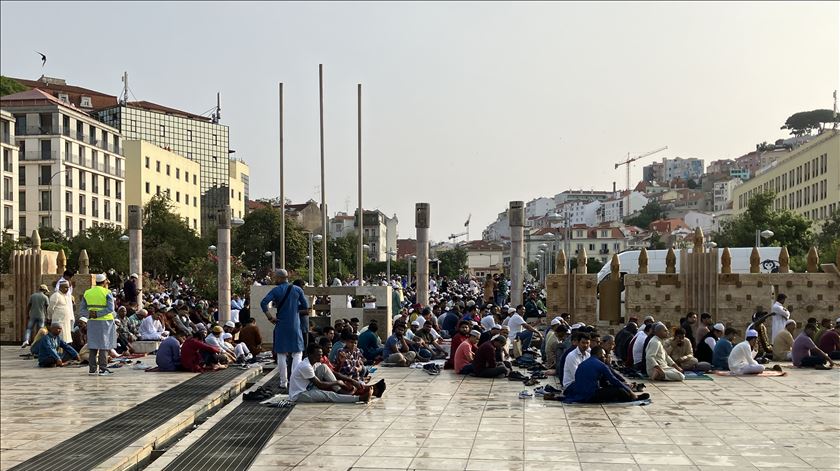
[563, 346, 650, 404]
[261, 269, 310, 392]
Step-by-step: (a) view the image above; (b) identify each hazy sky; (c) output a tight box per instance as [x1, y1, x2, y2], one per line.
[2, 2, 838, 241]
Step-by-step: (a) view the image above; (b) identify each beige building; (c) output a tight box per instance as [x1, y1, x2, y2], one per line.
[2, 89, 126, 238]
[229, 159, 249, 220]
[1, 110, 19, 238]
[732, 130, 840, 225]
[123, 140, 201, 233]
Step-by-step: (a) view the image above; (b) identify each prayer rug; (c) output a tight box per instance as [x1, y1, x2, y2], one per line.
[713, 370, 787, 377]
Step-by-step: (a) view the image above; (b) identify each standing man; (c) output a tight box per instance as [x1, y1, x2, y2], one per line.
[21, 284, 50, 348]
[55, 269, 75, 297]
[48, 280, 75, 343]
[260, 269, 310, 393]
[770, 294, 791, 343]
[123, 273, 139, 305]
[79, 274, 118, 376]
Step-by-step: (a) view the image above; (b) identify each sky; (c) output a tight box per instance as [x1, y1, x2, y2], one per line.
[1, 1, 838, 242]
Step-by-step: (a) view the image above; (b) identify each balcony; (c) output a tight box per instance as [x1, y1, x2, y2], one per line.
[24, 151, 58, 161]
[64, 153, 81, 165]
[76, 133, 89, 143]
[61, 127, 70, 137]
[20, 125, 54, 136]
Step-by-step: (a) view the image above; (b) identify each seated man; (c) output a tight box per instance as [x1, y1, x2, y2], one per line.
[337, 333, 367, 381]
[32, 324, 80, 367]
[238, 317, 263, 355]
[139, 310, 168, 341]
[614, 321, 637, 365]
[508, 305, 540, 356]
[629, 323, 653, 371]
[358, 321, 384, 362]
[696, 323, 724, 365]
[455, 330, 481, 374]
[383, 323, 417, 366]
[478, 324, 502, 346]
[563, 346, 650, 404]
[665, 328, 710, 372]
[712, 327, 738, 370]
[557, 332, 582, 386]
[562, 333, 592, 389]
[289, 343, 384, 403]
[543, 319, 568, 370]
[792, 324, 836, 369]
[817, 317, 840, 360]
[181, 331, 223, 372]
[413, 322, 447, 360]
[646, 323, 685, 381]
[748, 310, 774, 361]
[71, 317, 88, 352]
[728, 329, 770, 375]
[471, 335, 509, 378]
[157, 332, 186, 372]
[444, 321, 472, 369]
[773, 320, 796, 361]
[205, 326, 235, 363]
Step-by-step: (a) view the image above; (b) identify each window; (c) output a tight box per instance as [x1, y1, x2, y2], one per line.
[193, 196, 197, 207]
[65, 168, 73, 187]
[193, 218, 197, 229]
[238, 191, 241, 201]
[19, 216, 25, 236]
[65, 217, 73, 238]
[79, 195, 86, 215]
[156, 185, 161, 195]
[588, 243, 595, 251]
[176, 168, 180, 179]
[79, 170, 86, 191]
[2, 177, 10, 201]
[185, 171, 189, 182]
[18, 165, 25, 185]
[104, 178, 110, 197]
[156, 160, 161, 172]
[116, 181, 121, 199]
[187, 130, 192, 141]
[176, 191, 180, 203]
[145, 182, 150, 194]
[92, 197, 99, 217]
[193, 175, 197, 185]
[40, 165, 51, 185]
[18, 191, 25, 211]
[804, 162, 810, 181]
[79, 218, 85, 233]
[91, 174, 98, 194]
[160, 124, 165, 137]
[80, 96, 92, 107]
[40, 216, 50, 228]
[145, 156, 150, 168]
[213, 134, 218, 145]
[166, 164, 170, 176]
[104, 201, 110, 220]
[116, 203, 122, 222]
[65, 191, 72, 212]
[91, 150, 98, 170]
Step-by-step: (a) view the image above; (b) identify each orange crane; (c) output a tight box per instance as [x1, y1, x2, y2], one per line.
[614, 146, 667, 216]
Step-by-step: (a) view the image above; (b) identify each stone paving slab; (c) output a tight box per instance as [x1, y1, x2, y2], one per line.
[248, 363, 839, 471]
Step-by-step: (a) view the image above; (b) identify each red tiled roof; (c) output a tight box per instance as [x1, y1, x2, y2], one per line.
[9, 76, 118, 109]
[462, 240, 505, 251]
[1, 88, 67, 106]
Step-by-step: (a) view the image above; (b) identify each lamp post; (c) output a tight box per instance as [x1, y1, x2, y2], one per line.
[430, 258, 440, 276]
[361, 244, 370, 285]
[265, 251, 276, 272]
[217, 206, 243, 323]
[334, 258, 341, 277]
[755, 229, 774, 248]
[386, 250, 396, 282]
[308, 233, 323, 286]
[407, 255, 417, 283]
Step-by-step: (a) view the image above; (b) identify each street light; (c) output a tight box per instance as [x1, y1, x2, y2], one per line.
[386, 249, 396, 282]
[755, 229, 774, 247]
[430, 258, 440, 276]
[308, 233, 323, 286]
[119, 235, 129, 242]
[265, 251, 276, 272]
[407, 255, 417, 283]
[334, 258, 342, 277]
[208, 245, 217, 251]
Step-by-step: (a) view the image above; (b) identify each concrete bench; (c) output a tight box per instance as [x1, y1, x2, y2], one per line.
[131, 340, 160, 353]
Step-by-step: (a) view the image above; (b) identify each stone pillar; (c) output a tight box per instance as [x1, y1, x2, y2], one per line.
[217, 206, 232, 323]
[78, 249, 90, 275]
[415, 203, 430, 306]
[128, 205, 143, 291]
[509, 201, 525, 306]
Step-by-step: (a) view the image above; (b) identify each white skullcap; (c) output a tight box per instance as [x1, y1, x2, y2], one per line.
[411, 320, 420, 326]
[492, 324, 502, 330]
[551, 318, 562, 326]
[745, 329, 759, 339]
[469, 330, 481, 338]
[221, 332, 233, 340]
[786, 319, 797, 326]
[95, 274, 107, 283]
[712, 323, 725, 332]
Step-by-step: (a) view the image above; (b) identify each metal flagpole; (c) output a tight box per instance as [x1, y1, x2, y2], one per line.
[357, 83, 364, 285]
[279, 82, 286, 269]
[319, 65, 328, 286]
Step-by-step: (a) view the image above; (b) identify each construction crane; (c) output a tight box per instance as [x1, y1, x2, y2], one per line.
[614, 146, 667, 216]
[448, 231, 468, 242]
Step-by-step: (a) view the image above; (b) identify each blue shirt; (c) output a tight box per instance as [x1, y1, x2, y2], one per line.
[260, 283, 310, 353]
[157, 336, 182, 372]
[385, 335, 406, 353]
[440, 312, 459, 335]
[563, 357, 628, 403]
[712, 337, 734, 370]
[358, 330, 381, 356]
[32, 333, 78, 365]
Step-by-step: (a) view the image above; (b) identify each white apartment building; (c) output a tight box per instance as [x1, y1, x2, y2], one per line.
[602, 191, 649, 223]
[713, 178, 742, 212]
[1, 110, 19, 238]
[329, 212, 356, 239]
[2, 89, 126, 238]
[358, 210, 398, 262]
[556, 200, 602, 227]
[525, 197, 554, 219]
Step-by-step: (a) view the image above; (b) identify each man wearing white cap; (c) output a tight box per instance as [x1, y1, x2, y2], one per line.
[544, 318, 568, 370]
[80, 274, 117, 376]
[49, 280, 75, 343]
[696, 322, 724, 365]
[123, 273, 139, 305]
[728, 330, 768, 375]
[260, 269, 310, 392]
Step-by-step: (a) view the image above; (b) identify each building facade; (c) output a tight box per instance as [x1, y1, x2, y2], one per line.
[228, 159, 250, 220]
[94, 102, 230, 236]
[2, 90, 126, 238]
[602, 191, 648, 223]
[357, 209, 398, 262]
[664, 157, 705, 183]
[123, 140, 201, 233]
[713, 178, 742, 212]
[1, 111, 18, 238]
[731, 130, 840, 224]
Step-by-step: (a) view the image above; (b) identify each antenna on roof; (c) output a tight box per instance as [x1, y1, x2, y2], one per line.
[211, 92, 221, 124]
[120, 72, 128, 105]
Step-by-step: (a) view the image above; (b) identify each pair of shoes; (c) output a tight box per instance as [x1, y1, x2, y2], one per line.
[533, 386, 546, 397]
[20, 341, 29, 348]
[543, 384, 562, 394]
[636, 393, 650, 401]
[98, 370, 114, 376]
[518, 390, 533, 399]
[543, 393, 564, 401]
[244, 389, 274, 401]
[88, 371, 99, 376]
[524, 378, 540, 386]
[530, 371, 547, 379]
[509, 371, 527, 381]
[772, 364, 784, 372]
[371, 379, 387, 398]
[423, 363, 440, 375]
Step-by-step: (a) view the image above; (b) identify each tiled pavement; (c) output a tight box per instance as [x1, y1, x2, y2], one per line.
[248, 364, 840, 471]
[2, 344, 838, 471]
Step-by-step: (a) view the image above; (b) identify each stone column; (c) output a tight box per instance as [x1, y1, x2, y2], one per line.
[128, 205, 143, 291]
[217, 206, 232, 323]
[509, 201, 525, 306]
[415, 203, 430, 306]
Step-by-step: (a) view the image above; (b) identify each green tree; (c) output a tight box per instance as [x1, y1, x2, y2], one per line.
[648, 232, 667, 250]
[0, 233, 25, 273]
[816, 209, 840, 268]
[437, 247, 468, 278]
[781, 109, 838, 136]
[231, 206, 316, 281]
[68, 224, 129, 274]
[713, 191, 814, 256]
[625, 200, 665, 229]
[142, 194, 205, 276]
[0, 76, 26, 97]
[183, 255, 248, 301]
[569, 257, 605, 274]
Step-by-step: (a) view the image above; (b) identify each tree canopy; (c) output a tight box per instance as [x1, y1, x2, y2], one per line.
[781, 109, 838, 136]
[437, 246, 468, 278]
[142, 194, 205, 276]
[625, 200, 665, 230]
[67, 224, 128, 274]
[713, 191, 814, 256]
[0, 76, 26, 97]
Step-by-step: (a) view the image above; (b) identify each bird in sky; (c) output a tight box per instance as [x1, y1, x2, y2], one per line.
[35, 51, 46, 67]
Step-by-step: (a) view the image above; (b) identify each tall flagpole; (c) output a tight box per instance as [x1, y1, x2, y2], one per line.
[319, 65, 328, 286]
[279, 82, 286, 269]
[357, 83, 364, 284]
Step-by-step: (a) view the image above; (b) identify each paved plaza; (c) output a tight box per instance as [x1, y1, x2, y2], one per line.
[1, 345, 838, 471]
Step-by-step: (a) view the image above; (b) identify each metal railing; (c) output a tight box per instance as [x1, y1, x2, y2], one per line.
[21, 125, 54, 135]
[25, 151, 58, 161]
[76, 133, 88, 143]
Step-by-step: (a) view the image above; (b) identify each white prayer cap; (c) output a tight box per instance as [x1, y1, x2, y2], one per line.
[712, 323, 725, 332]
[835, 317, 840, 325]
[469, 330, 481, 338]
[492, 324, 502, 330]
[95, 273, 107, 283]
[130, 273, 139, 279]
[570, 322, 585, 330]
[222, 333, 233, 340]
[785, 319, 797, 327]
[643, 315, 655, 322]
[224, 321, 235, 328]
[491, 334, 506, 342]
[551, 318, 563, 326]
[411, 320, 420, 326]
[58, 279, 69, 286]
[78, 317, 88, 323]
[745, 329, 759, 339]
[508, 307, 516, 314]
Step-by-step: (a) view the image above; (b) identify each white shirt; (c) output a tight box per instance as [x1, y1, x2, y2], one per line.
[481, 315, 496, 331]
[631, 330, 648, 365]
[507, 314, 527, 340]
[770, 301, 790, 343]
[429, 279, 438, 293]
[230, 309, 240, 324]
[704, 336, 717, 351]
[54, 278, 73, 297]
[289, 358, 317, 401]
[728, 340, 758, 372]
[563, 347, 591, 388]
[234, 342, 252, 360]
[205, 333, 225, 350]
[139, 316, 165, 340]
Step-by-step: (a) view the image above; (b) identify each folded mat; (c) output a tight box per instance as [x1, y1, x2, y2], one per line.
[683, 372, 714, 380]
[713, 370, 786, 377]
